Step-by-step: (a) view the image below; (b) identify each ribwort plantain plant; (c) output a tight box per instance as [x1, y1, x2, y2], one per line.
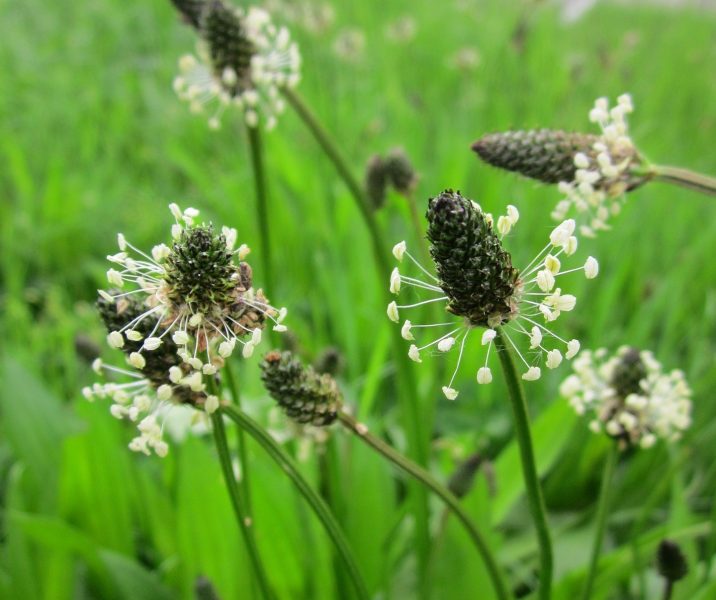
[473, 94, 716, 236]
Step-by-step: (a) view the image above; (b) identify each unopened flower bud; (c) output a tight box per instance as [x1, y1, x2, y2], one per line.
[260, 351, 341, 426]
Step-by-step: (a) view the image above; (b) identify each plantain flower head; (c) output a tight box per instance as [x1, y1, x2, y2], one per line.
[472, 94, 645, 237]
[560, 346, 692, 449]
[260, 351, 340, 426]
[173, 0, 301, 130]
[389, 190, 598, 400]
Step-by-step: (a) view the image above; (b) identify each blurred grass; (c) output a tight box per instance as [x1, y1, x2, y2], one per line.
[1, 0, 715, 598]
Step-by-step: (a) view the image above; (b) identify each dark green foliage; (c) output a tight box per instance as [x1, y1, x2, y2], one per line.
[426, 190, 519, 328]
[472, 129, 598, 184]
[260, 351, 340, 426]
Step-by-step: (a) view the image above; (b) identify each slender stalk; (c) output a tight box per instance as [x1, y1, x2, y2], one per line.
[338, 411, 510, 600]
[580, 444, 619, 600]
[649, 164, 716, 196]
[224, 363, 252, 513]
[222, 404, 371, 600]
[495, 328, 552, 600]
[246, 125, 274, 293]
[662, 579, 674, 600]
[210, 410, 275, 600]
[282, 85, 431, 579]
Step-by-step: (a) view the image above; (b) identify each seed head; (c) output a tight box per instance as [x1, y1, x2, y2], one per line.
[656, 539, 688, 583]
[260, 351, 340, 426]
[364, 154, 388, 210]
[561, 347, 692, 449]
[390, 192, 592, 398]
[472, 129, 599, 184]
[427, 190, 519, 328]
[97, 292, 205, 406]
[173, 1, 301, 130]
[384, 148, 418, 195]
[203, 0, 254, 94]
[164, 224, 239, 318]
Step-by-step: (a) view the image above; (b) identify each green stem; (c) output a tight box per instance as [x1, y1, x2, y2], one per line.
[338, 411, 510, 600]
[224, 363, 252, 513]
[580, 444, 619, 600]
[210, 410, 274, 600]
[649, 164, 716, 196]
[246, 125, 273, 293]
[495, 328, 552, 600]
[222, 404, 371, 600]
[282, 86, 431, 580]
[662, 579, 674, 600]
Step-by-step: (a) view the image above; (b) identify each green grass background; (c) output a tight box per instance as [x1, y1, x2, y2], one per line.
[1, 0, 715, 598]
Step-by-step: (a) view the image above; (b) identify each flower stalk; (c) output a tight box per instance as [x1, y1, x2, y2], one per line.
[221, 404, 371, 600]
[337, 411, 510, 600]
[246, 125, 274, 295]
[210, 407, 275, 600]
[648, 164, 716, 196]
[495, 327, 552, 600]
[281, 85, 431, 577]
[580, 443, 618, 600]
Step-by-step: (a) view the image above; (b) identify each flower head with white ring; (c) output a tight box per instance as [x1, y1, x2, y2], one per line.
[560, 346, 692, 449]
[99, 204, 287, 378]
[173, 1, 301, 130]
[83, 293, 220, 457]
[388, 189, 598, 400]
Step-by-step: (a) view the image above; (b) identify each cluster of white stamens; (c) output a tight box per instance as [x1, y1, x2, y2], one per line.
[82, 358, 220, 457]
[553, 94, 636, 237]
[173, 7, 301, 130]
[83, 204, 287, 456]
[560, 347, 692, 449]
[388, 206, 598, 401]
[100, 204, 286, 377]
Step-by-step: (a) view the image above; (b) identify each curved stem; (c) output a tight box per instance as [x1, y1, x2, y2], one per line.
[282, 85, 430, 578]
[649, 164, 716, 196]
[338, 411, 510, 600]
[662, 579, 674, 600]
[581, 444, 618, 600]
[224, 362, 252, 513]
[246, 125, 273, 293]
[495, 328, 552, 600]
[222, 404, 371, 600]
[210, 410, 274, 600]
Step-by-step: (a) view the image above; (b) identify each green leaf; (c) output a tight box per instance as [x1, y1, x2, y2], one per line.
[491, 400, 577, 525]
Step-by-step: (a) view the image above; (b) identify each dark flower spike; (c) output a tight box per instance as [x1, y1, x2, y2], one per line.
[473, 94, 648, 237]
[169, 0, 206, 29]
[384, 148, 418, 195]
[472, 129, 600, 185]
[364, 154, 388, 210]
[388, 190, 598, 400]
[561, 346, 692, 449]
[85, 293, 217, 457]
[84, 204, 291, 456]
[657, 539, 689, 583]
[260, 351, 340, 427]
[173, 0, 301, 130]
